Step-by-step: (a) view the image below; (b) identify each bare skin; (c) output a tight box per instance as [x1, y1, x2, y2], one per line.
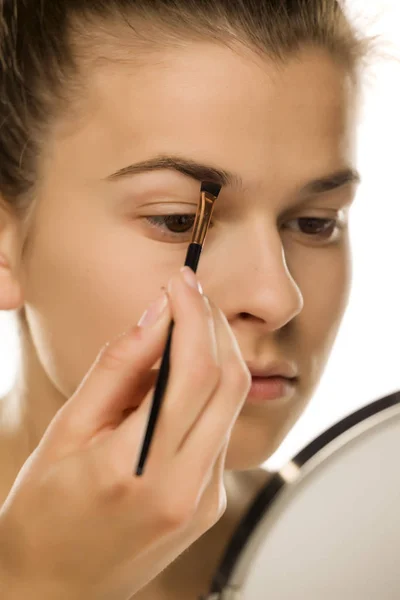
[0, 31, 360, 599]
[0, 396, 271, 599]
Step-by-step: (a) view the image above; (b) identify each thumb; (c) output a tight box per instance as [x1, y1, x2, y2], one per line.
[40, 292, 171, 457]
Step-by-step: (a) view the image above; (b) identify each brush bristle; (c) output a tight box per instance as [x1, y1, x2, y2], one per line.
[201, 181, 222, 198]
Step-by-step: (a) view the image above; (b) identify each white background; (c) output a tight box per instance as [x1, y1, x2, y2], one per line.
[0, 1, 399, 470]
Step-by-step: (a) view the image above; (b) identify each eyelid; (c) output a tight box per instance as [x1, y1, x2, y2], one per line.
[141, 206, 197, 213]
[280, 206, 346, 223]
[136, 200, 198, 210]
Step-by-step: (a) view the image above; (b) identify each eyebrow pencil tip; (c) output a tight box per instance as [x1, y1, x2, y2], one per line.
[200, 181, 222, 198]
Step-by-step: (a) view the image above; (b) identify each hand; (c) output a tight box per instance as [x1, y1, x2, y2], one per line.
[0, 268, 251, 600]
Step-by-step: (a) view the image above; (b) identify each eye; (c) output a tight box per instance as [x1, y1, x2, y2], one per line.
[283, 217, 343, 241]
[142, 214, 343, 243]
[143, 214, 198, 239]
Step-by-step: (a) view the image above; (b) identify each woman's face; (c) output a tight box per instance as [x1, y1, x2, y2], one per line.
[15, 38, 359, 469]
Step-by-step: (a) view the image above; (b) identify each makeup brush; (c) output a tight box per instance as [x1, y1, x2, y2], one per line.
[135, 181, 222, 476]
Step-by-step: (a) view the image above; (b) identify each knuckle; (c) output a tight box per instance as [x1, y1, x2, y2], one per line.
[216, 487, 228, 519]
[240, 363, 253, 390]
[200, 486, 227, 529]
[97, 347, 125, 372]
[161, 496, 197, 528]
[105, 470, 130, 499]
[96, 336, 136, 372]
[224, 358, 252, 391]
[91, 457, 130, 502]
[101, 479, 130, 504]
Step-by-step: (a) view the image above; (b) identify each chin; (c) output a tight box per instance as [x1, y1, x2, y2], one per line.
[224, 415, 287, 471]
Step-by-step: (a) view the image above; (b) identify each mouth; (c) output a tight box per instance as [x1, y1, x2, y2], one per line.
[124, 359, 299, 417]
[246, 375, 298, 404]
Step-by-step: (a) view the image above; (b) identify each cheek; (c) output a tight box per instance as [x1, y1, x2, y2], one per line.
[292, 242, 352, 398]
[292, 241, 352, 338]
[21, 199, 166, 398]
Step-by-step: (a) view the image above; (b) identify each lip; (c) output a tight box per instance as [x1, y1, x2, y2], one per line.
[246, 360, 299, 380]
[244, 360, 299, 404]
[135, 362, 298, 411]
[247, 375, 297, 404]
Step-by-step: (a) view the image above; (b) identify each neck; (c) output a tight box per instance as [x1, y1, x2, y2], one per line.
[1, 325, 67, 456]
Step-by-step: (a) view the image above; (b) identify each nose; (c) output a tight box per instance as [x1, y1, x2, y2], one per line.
[209, 223, 303, 332]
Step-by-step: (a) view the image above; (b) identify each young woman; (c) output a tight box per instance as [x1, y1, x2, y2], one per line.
[0, 1, 376, 598]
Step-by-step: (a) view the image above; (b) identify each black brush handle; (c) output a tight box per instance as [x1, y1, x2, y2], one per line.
[183, 242, 202, 271]
[135, 243, 202, 476]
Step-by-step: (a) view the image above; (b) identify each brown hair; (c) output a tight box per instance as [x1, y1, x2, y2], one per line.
[0, 0, 380, 329]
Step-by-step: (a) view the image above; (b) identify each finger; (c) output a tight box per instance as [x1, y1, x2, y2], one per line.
[40, 291, 172, 455]
[140, 440, 229, 569]
[113, 269, 222, 465]
[176, 299, 251, 475]
[195, 436, 229, 521]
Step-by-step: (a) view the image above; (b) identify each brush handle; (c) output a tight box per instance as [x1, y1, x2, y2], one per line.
[183, 242, 202, 271]
[135, 243, 202, 476]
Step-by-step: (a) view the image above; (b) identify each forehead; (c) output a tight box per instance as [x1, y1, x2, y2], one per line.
[50, 41, 358, 192]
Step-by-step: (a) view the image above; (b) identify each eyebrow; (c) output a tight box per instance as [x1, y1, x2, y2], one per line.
[104, 154, 361, 195]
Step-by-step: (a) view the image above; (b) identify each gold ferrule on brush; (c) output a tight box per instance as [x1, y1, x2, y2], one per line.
[191, 190, 217, 245]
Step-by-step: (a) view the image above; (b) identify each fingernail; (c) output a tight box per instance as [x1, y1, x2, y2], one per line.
[138, 292, 169, 328]
[180, 267, 203, 293]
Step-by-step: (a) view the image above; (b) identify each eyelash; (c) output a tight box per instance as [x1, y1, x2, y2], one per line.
[143, 214, 343, 242]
